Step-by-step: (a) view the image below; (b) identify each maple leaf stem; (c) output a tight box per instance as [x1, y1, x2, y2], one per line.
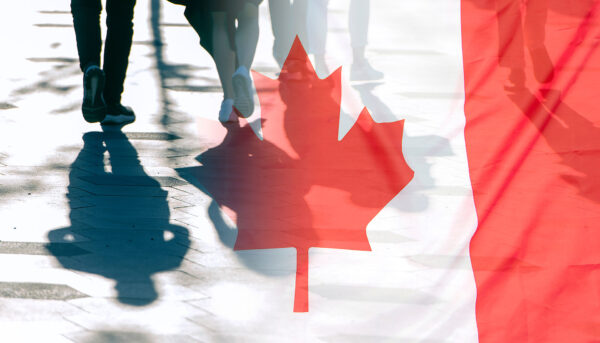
[293, 247, 309, 312]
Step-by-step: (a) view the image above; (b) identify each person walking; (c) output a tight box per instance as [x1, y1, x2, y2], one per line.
[268, 0, 308, 68]
[307, 0, 383, 81]
[71, 0, 137, 125]
[168, 0, 262, 123]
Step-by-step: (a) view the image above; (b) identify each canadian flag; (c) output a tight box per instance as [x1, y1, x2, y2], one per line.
[187, 0, 600, 342]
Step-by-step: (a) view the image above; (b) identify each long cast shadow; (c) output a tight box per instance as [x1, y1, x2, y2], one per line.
[492, 0, 600, 203]
[508, 87, 600, 203]
[351, 82, 454, 212]
[177, 40, 414, 311]
[47, 129, 190, 306]
[178, 119, 304, 277]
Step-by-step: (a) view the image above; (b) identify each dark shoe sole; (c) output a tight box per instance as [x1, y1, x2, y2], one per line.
[82, 105, 107, 123]
[101, 114, 136, 125]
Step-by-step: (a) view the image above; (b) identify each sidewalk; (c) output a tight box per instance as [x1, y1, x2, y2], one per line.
[0, 1, 478, 342]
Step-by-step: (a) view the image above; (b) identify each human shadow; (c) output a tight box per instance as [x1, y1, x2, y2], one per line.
[507, 87, 600, 203]
[482, 0, 600, 203]
[177, 39, 417, 270]
[351, 82, 453, 213]
[178, 119, 307, 277]
[497, 0, 554, 86]
[177, 40, 414, 311]
[465, 0, 554, 87]
[474, 0, 594, 88]
[47, 129, 190, 306]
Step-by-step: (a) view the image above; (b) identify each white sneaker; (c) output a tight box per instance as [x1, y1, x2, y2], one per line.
[232, 66, 254, 118]
[218, 98, 237, 123]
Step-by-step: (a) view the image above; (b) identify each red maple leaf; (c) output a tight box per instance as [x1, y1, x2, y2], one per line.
[184, 38, 413, 312]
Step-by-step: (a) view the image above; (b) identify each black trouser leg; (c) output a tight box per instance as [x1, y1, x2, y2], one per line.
[103, 0, 136, 105]
[71, 0, 102, 72]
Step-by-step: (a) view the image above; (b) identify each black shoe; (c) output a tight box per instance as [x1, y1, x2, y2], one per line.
[101, 103, 135, 125]
[82, 66, 107, 123]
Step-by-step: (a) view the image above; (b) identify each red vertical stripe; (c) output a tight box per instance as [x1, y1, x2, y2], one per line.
[461, 0, 600, 341]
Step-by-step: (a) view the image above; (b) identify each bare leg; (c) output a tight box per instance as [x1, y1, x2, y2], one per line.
[184, 7, 237, 121]
[348, 0, 382, 80]
[306, 0, 329, 77]
[235, 2, 260, 70]
[293, 0, 309, 48]
[524, 0, 553, 82]
[307, 0, 328, 56]
[211, 12, 236, 99]
[349, 0, 369, 63]
[269, 0, 292, 66]
[495, 0, 526, 88]
[524, 0, 548, 49]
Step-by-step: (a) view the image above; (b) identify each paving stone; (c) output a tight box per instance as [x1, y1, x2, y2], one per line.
[66, 217, 187, 236]
[0, 102, 17, 110]
[0, 282, 89, 300]
[0, 298, 86, 320]
[0, 241, 89, 257]
[69, 182, 173, 197]
[65, 331, 201, 343]
[170, 194, 212, 206]
[103, 131, 181, 141]
[0, 322, 82, 343]
[77, 194, 191, 209]
[309, 284, 438, 304]
[62, 298, 212, 338]
[78, 175, 187, 187]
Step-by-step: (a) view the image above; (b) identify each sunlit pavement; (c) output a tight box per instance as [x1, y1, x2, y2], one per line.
[0, 1, 481, 342]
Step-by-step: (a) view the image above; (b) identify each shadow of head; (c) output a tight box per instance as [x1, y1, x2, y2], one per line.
[47, 129, 190, 306]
